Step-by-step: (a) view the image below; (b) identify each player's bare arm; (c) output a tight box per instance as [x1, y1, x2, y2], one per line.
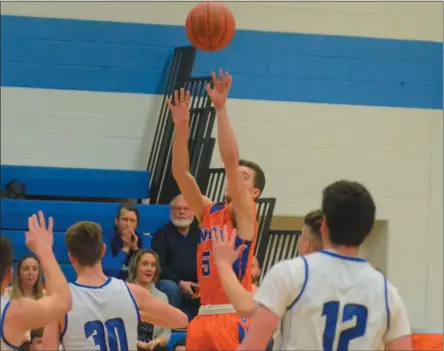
[206, 70, 255, 241]
[168, 88, 212, 222]
[239, 259, 306, 351]
[212, 226, 256, 317]
[41, 319, 63, 350]
[4, 212, 72, 346]
[384, 283, 413, 351]
[128, 283, 188, 329]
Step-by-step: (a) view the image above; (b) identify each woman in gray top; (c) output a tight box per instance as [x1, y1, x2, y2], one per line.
[127, 249, 171, 351]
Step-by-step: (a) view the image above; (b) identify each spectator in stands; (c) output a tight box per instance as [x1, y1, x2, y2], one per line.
[173, 339, 186, 351]
[4, 255, 46, 344]
[152, 195, 200, 321]
[127, 249, 171, 351]
[251, 256, 261, 291]
[18, 328, 45, 351]
[4, 254, 45, 300]
[102, 204, 143, 280]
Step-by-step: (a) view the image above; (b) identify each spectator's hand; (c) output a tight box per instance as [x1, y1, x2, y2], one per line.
[146, 339, 160, 351]
[212, 225, 246, 267]
[121, 228, 132, 251]
[179, 280, 198, 297]
[130, 233, 139, 251]
[26, 211, 54, 255]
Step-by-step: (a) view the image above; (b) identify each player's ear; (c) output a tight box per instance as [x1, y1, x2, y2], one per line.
[101, 244, 107, 258]
[6, 266, 13, 284]
[320, 216, 328, 239]
[251, 187, 260, 200]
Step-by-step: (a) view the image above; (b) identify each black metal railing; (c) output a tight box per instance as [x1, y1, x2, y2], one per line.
[260, 230, 301, 279]
[255, 198, 277, 265]
[147, 46, 197, 203]
[203, 168, 227, 203]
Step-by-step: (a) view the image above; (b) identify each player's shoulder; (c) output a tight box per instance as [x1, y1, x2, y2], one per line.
[267, 256, 307, 279]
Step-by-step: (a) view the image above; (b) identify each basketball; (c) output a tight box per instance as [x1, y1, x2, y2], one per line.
[185, 2, 236, 52]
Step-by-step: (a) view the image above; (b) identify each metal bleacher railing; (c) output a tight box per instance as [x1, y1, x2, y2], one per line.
[260, 230, 300, 279]
[146, 46, 217, 205]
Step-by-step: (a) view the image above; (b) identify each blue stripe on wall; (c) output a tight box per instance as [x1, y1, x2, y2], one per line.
[1, 15, 442, 109]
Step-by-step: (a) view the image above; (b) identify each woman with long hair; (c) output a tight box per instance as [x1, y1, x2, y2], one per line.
[127, 249, 171, 351]
[4, 254, 45, 300]
[4, 254, 46, 344]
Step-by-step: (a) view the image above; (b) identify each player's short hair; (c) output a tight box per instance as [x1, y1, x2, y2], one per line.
[116, 204, 139, 222]
[0, 235, 14, 284]
[239, 159, 266, 196]
[304, 209, 323, 251]
[322, 180, 375, 247]
[65, 221, 103, 266]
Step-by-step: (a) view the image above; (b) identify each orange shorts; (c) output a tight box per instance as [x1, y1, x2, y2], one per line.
[186, 313, 249, 351]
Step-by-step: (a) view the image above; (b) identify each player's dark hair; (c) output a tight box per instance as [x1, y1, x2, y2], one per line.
[65, 221, 103, 266]
[239, 159, 266, 196]
[173, 339, 186, 351]
[30, 327, 44, 340]
[116, 204, 139, 222]
[322, 180, 375, 247]
[304, 209, 323, 250]
[0, 235, 14, 284]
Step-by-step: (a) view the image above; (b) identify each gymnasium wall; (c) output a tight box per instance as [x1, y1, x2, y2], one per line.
[1, 2, 443, 329]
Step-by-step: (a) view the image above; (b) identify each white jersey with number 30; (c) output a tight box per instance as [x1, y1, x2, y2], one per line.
[254, 250, 411, 351]
[62, 277, 139, 351]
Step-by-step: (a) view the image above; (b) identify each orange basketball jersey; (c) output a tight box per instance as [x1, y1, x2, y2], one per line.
[197, 201, 258, 306]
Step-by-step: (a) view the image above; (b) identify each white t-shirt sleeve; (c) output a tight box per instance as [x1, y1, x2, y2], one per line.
[384, 282, 411, 342]
[253, 257, 307, 317]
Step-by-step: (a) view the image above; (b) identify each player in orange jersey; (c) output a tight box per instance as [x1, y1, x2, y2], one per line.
[167, 70, 266, 351]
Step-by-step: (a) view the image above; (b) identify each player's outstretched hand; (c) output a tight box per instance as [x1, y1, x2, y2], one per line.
[206, 70, 232, 110]
[166, 88, 191, 128]
[25, 211, 54, 255]
[212, 225, 246, 267]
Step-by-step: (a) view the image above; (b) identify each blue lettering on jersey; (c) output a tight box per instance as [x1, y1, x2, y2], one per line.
[200, 228, 211, 243]
[322, 301, 368, 351]
[84, 318, 128, 351]
[199, 226, 222, 244]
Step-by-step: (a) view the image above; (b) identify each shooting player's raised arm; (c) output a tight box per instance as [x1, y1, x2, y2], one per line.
[168, 88, 212, 222]
[206, 71, 255, 240]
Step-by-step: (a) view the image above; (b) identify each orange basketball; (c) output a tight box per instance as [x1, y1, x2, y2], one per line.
[185, 2, 236, 52]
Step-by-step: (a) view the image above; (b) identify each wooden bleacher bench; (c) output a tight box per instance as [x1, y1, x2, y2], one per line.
[0, 165, 170, 281]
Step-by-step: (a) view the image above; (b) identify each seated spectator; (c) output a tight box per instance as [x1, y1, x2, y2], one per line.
[18, 328, 44, 351]
[127, 249, 171, 351]
[251, 256, 261, 291]
[152, 195, 200, 321]
[102, 204, 143, 280]
[4, 254, 45, 299]
[173, 339, 186, 351]
[4, 255, 45, 344]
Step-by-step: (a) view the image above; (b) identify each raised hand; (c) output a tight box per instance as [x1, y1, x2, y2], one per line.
[206, 70, 232, 110]
[26, 211, 54, 255]
[211, 225, 246, 267]
[166, 88, 191, 128]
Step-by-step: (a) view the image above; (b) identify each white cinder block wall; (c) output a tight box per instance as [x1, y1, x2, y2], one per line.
[1, 2, 442, 329]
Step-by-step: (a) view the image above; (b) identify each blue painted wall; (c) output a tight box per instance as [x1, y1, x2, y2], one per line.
[1, 15, 442, 109]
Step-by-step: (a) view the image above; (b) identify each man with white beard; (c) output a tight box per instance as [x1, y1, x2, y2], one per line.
[152, 194, 201, 321]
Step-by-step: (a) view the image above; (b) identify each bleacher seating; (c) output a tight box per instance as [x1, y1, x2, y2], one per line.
[1, 165, 150, 199]
[0, 165, 170, 281]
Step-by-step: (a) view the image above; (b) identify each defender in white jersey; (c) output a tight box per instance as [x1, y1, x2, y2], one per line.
[0, 212, 72, 350]
[212, 209, 324, 318]
[43, 221, 188, 351]
[239, 180, 413, 351]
